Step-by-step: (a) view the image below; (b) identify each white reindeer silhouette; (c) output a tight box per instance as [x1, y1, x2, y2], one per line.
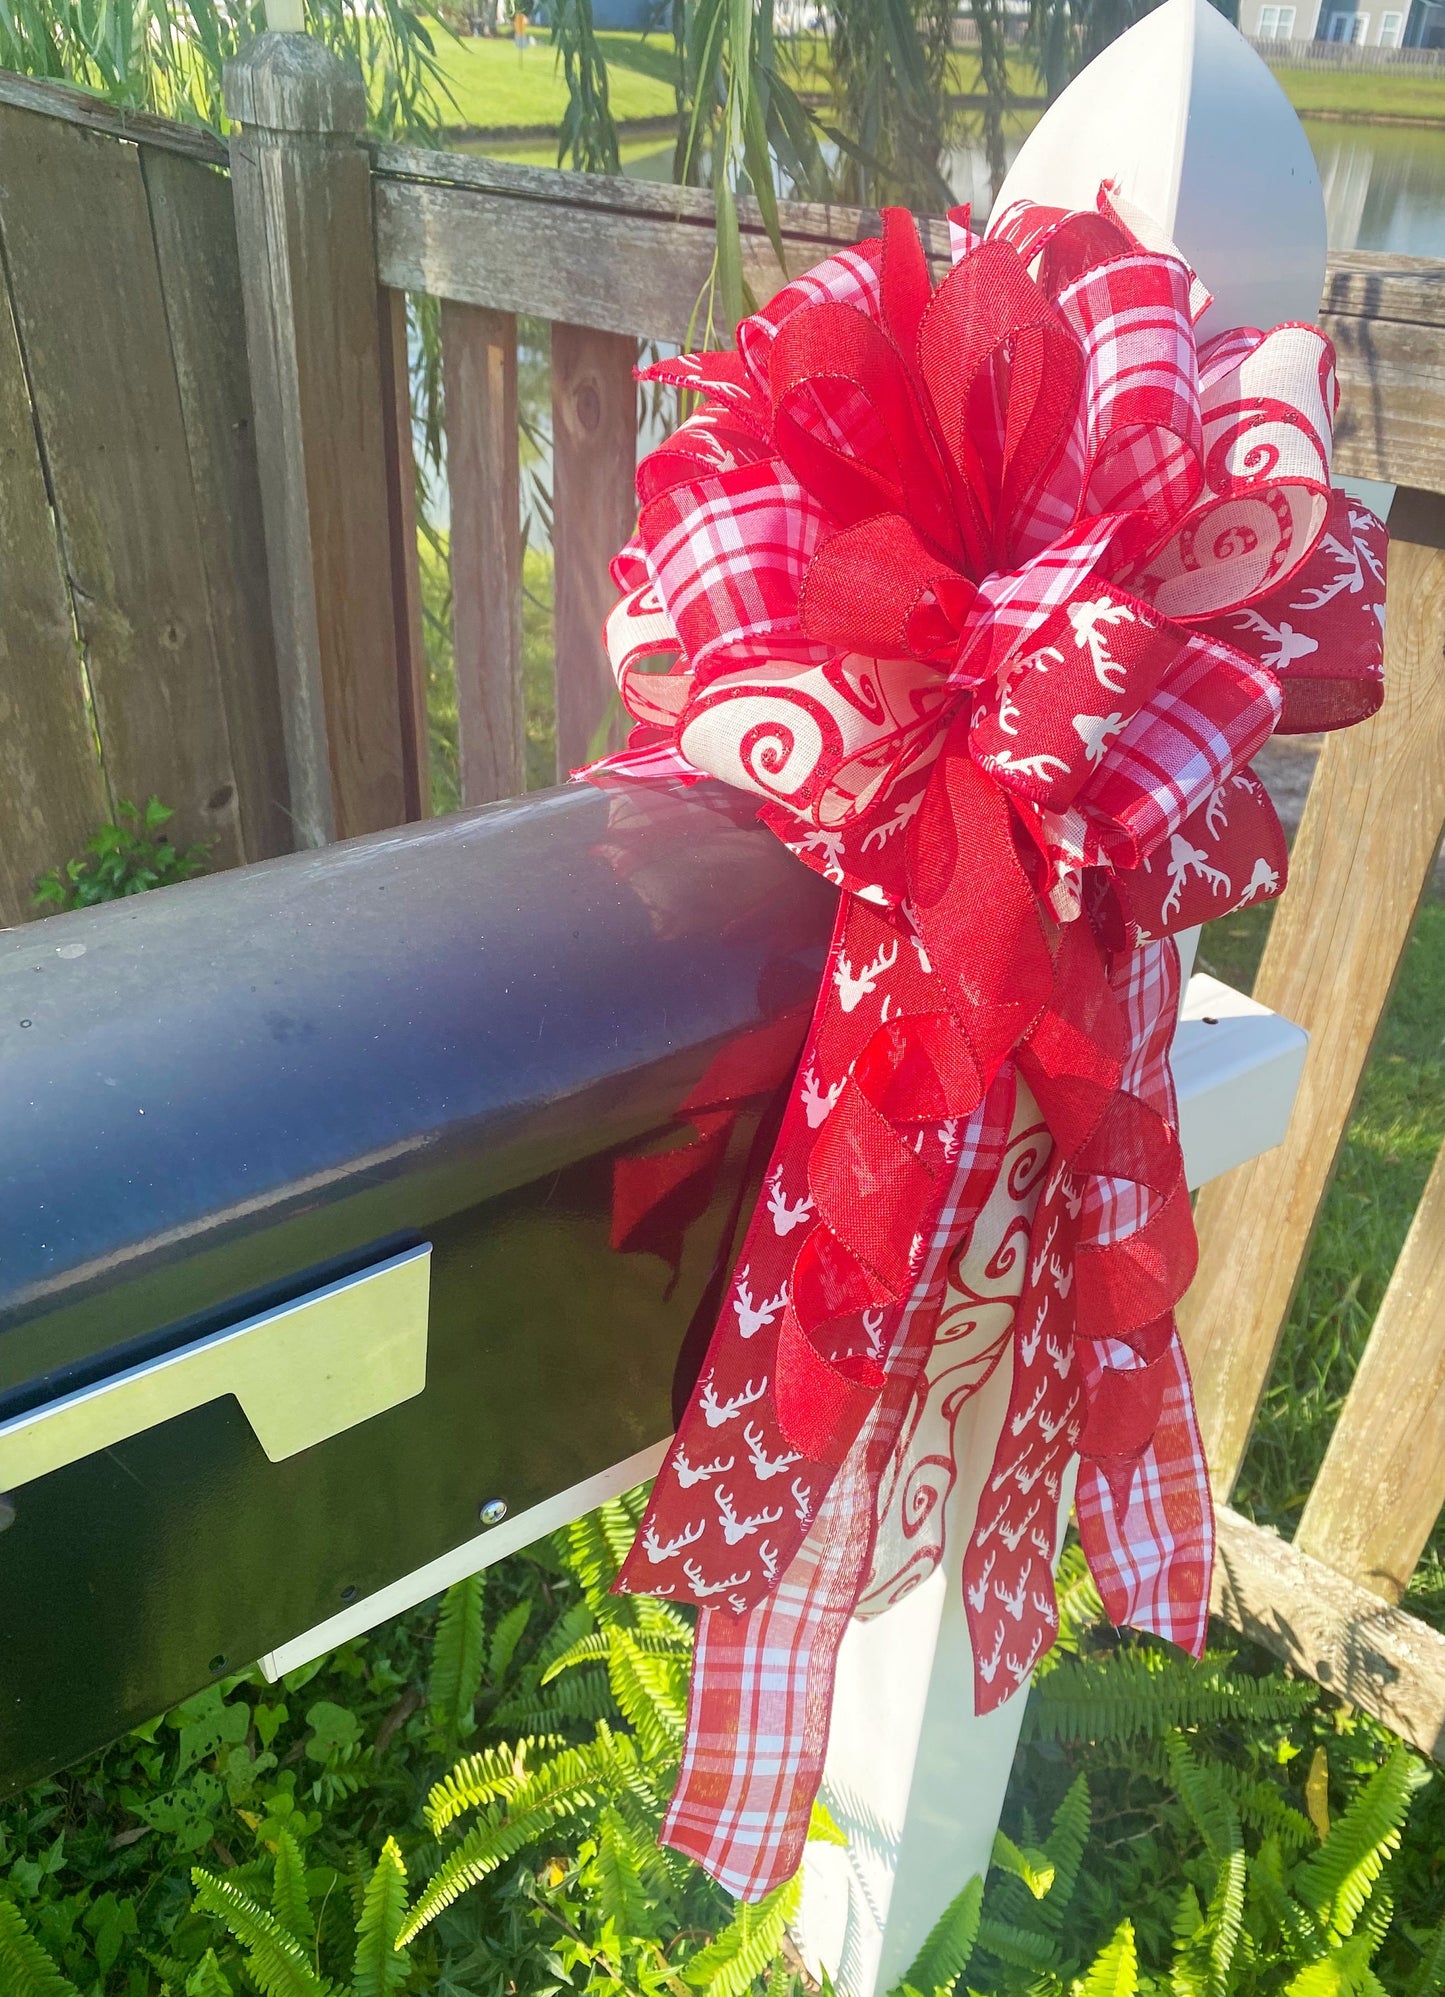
[1072, 709, 1126, 767]
[1029, 1215, 1059, 1289]
[977, 1627, 1007, 1684]
[1159, 832, 1232, 921]
[791, 1476, 814, 1523]
[742, 1421, 801, 1481]
[1237, 854, 1281, 905]
[986, 745, 1073, 784]
[714, 1486, 784, 1544]
[682, 1557, 753, 1599]
[1019, 1300, 1047, 1369]
[860, 788, 924, 851]
[1068, 596, 1136, 691]
[766, 1169, 813, 1237]
[994, 1564, 1032, 1619]
[1231, 606, 1320, 670]
[675, 1448, 735, 1488]
[698, 1374, 768, 1426]
[733, 1270, 787, 1339]
[1048, 1252, 1074, 1299]
[966, 1549, 997, 1611]
[861, 1308, 887, 1361]
[998, 1504, 1040, 1553]
[834, 938, 899, 1013]
[641, 1518, 706, 1564]
[800, 1065, 843, 1129]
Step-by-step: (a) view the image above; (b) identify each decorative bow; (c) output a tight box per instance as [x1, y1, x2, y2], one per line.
[586, 190, 1385, 1899]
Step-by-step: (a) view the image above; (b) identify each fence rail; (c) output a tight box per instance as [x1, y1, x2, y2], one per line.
[1248, 35, 1445, 66]
[1, 50, 1445, 1757]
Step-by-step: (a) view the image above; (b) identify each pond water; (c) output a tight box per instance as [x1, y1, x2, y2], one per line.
[623, 116, 1445, 256]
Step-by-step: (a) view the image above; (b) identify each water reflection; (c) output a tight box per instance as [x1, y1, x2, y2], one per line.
[625, 113, 1445, 255]
[1305, 118, 1445, 253]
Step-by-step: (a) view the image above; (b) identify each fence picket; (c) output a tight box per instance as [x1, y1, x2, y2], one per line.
[141, 146, 292, 863]
[1296, 1138, 1445, 1598]
[550, 323, 637, 777]
[379, 287, 430, 821]
[442, 300, 524, 803]
[0, 104, 245, 870]
[1179, 487, 1445, 1494]
[0, 260, 107, 924]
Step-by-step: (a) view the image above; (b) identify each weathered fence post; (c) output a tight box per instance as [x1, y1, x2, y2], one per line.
[224, 35, 410, 846]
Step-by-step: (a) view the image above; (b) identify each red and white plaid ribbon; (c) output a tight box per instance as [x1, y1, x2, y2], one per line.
[585, 188, 1386, 1898]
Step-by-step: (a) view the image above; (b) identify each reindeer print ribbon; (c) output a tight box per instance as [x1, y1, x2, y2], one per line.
[584, 191, 1386, 1898]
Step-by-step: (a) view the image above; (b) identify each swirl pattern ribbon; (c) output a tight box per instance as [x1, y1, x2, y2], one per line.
[585, 190, 1386, 1899]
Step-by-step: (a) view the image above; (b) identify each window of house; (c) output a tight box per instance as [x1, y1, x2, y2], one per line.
[1380, 9, 1404, 40]
[1258, 6, 1298, 35]
[1328, 9, 1369, 35]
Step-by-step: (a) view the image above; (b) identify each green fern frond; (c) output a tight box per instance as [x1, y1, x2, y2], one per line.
[543, 1627, 691, 1681]
[534, 1600, 598, 1674]
[429, 1573, 486, 1741]
[764, 1958, 797, 1997]
[595, 1803, 657, 1939]
[1203, 1848, 1248, 1997]
[1081, 1919, 1137, 1997]
[1214, 1766, 1316, 1860]
[895, 1873, 982, 1997]
[1293, 1745, 1424, 1937]
[993, 1831, 1055, 1901]
[185, 1948, 235, 1997]
[1285, 1931, 1381, 1997]
[352, 1838, 409, 1997]
[424, 1736, 565, 1834]
[495, 1666, 617, 1731]
[0, 1900, 82, 1997]
[488, 1597, 532, 1683]
[977, 1915, 1060, 1972]
[1048, 1542, 1105, 1660]
[402, 1733, 622, 1942]
[1040, 1774, 1090, 1923]
[1406, 1907, 1445, 1997]
[1166, 1733, 1243, 1866]
[1026, 1650, 1314, 1746]
[559, 1493, 647, 1611]
[271, 1825, 314, 1949]
[190, 1868, 331, 1997]
[808, 1798, 850, 1848]
[605, 1626, 688, 1761]
[682, 1873, 801, 1997]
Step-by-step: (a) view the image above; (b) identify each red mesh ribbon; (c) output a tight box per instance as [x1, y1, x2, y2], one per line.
[584, 193, 1386, 1897]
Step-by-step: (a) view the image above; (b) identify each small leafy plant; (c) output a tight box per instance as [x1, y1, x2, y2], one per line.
[33, 797, 210, 912]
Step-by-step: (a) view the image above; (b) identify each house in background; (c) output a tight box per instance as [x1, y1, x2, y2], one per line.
[1238, 0, 1443, 44]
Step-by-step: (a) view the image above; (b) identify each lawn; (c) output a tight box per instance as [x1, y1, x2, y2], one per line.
[1269, 61, 1445, 121]
[430, 26, 677, 129]
[427, 25, 1445, 136]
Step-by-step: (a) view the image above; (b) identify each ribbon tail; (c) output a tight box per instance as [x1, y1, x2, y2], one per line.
[1073, 1329, 1214, 1657]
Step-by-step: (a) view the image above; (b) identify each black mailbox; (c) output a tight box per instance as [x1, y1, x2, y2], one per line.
[0, 782, 833, 1792]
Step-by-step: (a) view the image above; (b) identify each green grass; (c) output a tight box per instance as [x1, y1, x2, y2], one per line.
[429, 29, 1053, 135]
[425, 26, 1445, 139]
[1270, 62, 1445, 121]
[1198, 893, 1445, 1617]
[430, 26, 676, 130]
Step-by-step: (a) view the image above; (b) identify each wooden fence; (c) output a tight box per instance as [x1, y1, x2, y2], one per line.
[2, 38, 1445, 1758]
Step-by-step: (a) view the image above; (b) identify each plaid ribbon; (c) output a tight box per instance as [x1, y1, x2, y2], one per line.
[584, 189, 1386, 1898]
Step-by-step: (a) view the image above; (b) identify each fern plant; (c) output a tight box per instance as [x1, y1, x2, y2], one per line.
[398, 1487, 704, 1952]
[186, 1825, 413, 1996]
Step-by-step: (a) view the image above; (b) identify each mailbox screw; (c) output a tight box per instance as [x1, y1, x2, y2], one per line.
[479, 1498, 508, 1527]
